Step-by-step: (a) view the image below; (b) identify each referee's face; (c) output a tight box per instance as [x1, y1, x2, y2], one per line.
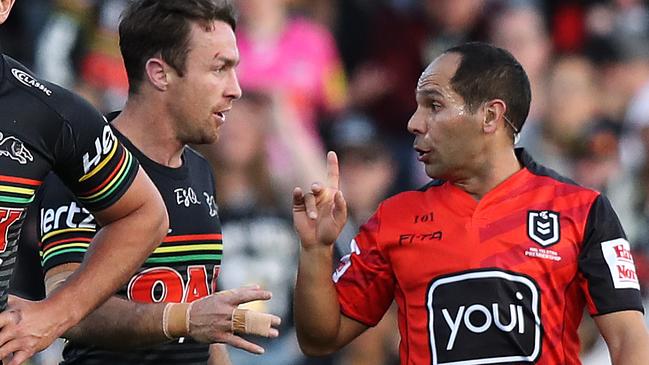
[167, 20, 242, 145]
[408, 52, 486, 181]
[0, 0, 16, 25]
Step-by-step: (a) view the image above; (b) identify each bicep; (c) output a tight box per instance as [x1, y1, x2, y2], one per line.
[335, 314, 370, 348]
[91, 167, 163, 226]
[595, 310, 646, 339]
[594, 310, 649, 359]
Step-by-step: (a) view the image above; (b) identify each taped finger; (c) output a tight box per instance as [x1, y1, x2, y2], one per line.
[231, 308, 277, 337]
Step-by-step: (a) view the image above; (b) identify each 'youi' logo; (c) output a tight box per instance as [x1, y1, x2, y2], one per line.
[427, 269, 542, 364]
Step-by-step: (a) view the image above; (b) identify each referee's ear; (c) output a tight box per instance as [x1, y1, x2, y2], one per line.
[0, 0, 16, 25]
[145, 58, 172, 92]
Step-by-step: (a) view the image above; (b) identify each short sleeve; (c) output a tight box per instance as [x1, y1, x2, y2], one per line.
[578, 194, 644, 315]
[334, 204, 395, 326]
[39, 173, 98, 272]
[52, 99, 139, 212]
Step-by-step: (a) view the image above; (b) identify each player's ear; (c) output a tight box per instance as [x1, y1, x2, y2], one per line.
[0, 0, 16, 24]
[482, 99, 506, 135]
[145, 58, 173, 91]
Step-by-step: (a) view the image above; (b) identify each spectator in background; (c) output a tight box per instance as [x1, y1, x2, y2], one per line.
[234, 0, 346, 148]
[35, 0, 131, 113]
[572, 120, 642, 246]
[618, 51, 649, 176]
[488, 3, 552, 148]
[332, 0, 427, 189]
[525, 54, 600, 177]
[420, 0, 488, 60]
[77, 0, 129, 111]
[34, 0, 93, 88]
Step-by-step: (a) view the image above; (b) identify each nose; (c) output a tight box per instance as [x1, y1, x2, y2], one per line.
[407, 107, 426, 135]
[226, 69, 242, 100]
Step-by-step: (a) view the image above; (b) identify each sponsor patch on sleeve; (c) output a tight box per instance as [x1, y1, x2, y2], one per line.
[601, 238, 640, 290]
[333, 239, 360, 283]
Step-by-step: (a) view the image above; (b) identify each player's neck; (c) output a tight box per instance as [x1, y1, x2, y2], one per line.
[112, 99, 185, 168]
[453, 147, 522, 200]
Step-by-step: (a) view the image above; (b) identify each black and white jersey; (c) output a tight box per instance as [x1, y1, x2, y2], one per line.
[39, 116, 222, 364]
[0, 55, 139, 311]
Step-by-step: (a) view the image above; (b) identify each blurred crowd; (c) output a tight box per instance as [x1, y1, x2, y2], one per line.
[3, 0, 649, 364]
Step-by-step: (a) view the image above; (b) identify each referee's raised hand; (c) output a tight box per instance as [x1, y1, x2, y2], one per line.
[292, 151, 348, 249]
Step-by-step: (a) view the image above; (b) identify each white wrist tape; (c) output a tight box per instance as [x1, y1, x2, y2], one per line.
[162, 303, 176, 340]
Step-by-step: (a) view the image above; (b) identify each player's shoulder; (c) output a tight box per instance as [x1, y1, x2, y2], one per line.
[183, 146, 212, 170]
[517, 148, 601, 198]
[182, 146, 216, 184]
[2, 55, 104, 126]
[184, 145, 208, 163]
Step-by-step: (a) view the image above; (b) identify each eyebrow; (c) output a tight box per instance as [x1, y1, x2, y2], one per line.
[214, 54, 240, 67]
[416, 88, 443, 99]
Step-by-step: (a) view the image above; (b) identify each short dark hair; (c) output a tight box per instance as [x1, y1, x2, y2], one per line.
[444, 42, 531, 135]
[119, 0, 237, 94]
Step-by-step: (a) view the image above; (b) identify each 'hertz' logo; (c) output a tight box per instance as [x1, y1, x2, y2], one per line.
[11, 69, 52, 96]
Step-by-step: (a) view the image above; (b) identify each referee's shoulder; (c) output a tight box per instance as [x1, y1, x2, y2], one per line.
[379, 179, 444, 208]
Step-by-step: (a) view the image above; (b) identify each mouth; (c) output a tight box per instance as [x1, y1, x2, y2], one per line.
[213, 109, 230, 124]
[415, 146, 431, 162]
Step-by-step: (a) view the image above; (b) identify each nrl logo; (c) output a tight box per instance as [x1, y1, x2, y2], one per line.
[527, 210, 560, 247]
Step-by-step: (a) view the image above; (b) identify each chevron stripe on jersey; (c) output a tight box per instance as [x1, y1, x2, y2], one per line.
[39, 228, 93, 267]
[0, 175, 42, 205]
[145, 234, 223, 264]
[76, 147, 136, 205]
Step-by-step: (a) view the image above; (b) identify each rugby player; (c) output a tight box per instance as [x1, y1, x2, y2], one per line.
[34, 1, 280, 364]
[0, 0, 168, 363]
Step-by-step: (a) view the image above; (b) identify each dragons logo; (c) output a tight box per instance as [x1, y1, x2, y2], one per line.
[0, 132, 34, 165]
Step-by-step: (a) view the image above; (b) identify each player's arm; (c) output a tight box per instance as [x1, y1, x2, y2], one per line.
[43, 264, 280, 353]
[594, 310, 649, 364]
[0, 167, 167, 364]
[292, 151, 368, 355]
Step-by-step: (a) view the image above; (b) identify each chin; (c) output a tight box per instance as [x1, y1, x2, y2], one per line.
[425, 166, 443, 180]
[197, 135, 218, 145]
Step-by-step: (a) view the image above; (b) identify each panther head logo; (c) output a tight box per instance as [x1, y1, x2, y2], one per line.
[0, 132, 34, 165]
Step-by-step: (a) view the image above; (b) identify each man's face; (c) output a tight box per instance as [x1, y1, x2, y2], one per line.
[167, 20, 242, 145]
[407, 52, 485, 180]
[0, 0, 16, 25]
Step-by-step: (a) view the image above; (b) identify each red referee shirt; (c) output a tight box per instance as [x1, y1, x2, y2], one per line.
[334, 148, 643, 365]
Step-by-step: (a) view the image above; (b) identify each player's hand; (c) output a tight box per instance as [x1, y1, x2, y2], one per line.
[188, 286, 281, 354]
[0, 295, 68, 365]
[292, 151, 348, 248]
